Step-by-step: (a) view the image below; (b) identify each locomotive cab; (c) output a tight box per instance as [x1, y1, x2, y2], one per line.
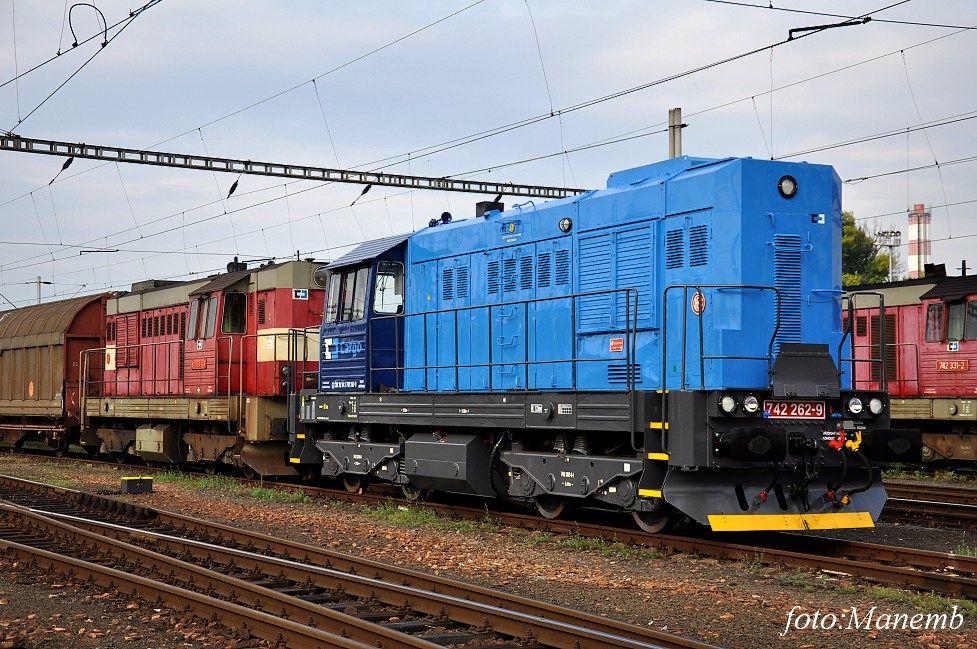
[289, 235, 408, 471]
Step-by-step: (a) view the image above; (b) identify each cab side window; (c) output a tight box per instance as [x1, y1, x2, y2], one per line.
[324, 266, 371, 323]
[222, 293, 247, 334]
[947, 301, 965, 342]
[350, 267, 369, 321]
[925, 303, 945, 342]
[967, 300, 977, 340]
[187, 296, 219, 339]
[373, 262, 404, 315]
[325, 273, 341, 323]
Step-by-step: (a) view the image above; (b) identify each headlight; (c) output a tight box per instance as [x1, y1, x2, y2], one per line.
[868, 397, 884, 415]
[743, 395, 760, 414]
[848, 397, 863, 415]
[720, 395, 738, 414]
[778, 175, 798, 198]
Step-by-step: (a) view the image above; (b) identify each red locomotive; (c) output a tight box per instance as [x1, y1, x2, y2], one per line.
[0, 259, 324, 476]
[847, 264, 977, 463]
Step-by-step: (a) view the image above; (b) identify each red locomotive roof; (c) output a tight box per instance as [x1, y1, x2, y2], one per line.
[919, 275, 977, 301]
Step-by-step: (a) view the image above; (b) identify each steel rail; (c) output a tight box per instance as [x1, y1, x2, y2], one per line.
[5, 463, 976, 599]
[0, 475, 714, 649]
[0, 505, 386, 649]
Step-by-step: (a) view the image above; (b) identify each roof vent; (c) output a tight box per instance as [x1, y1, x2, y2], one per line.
[475, 201, 504, 217]
[226, 256, 248, 273]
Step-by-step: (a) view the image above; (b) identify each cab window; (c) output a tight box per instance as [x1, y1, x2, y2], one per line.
[925, 303, 944, 342]
[188, 300, 200, 339]
[967, 300, 977, 340]
[325, 266, 371, 323]
[373, 262, 404, 315]
[187, 296, 218, 339]
[325, 273, 341, 323]
[222, 293, 247, 334]
[205, 297, 219, 338]
[947, 301, 966, 342]
[350, 267, 369, 321]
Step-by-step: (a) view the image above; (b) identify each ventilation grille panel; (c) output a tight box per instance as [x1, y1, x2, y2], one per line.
[555, 250, 570, 285]
[774, 234, 802, 352]
[537, 252, 552, 288]
[665, 230, 684, 269]
[442, 268, 454, 301]
[455, 267, 469, 299]
[487, 261, 500, 295]
[689, 225, 709, 267]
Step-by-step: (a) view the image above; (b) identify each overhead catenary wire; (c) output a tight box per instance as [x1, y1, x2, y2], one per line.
[0, 0, 492, 260]
[901, 49, 954, 239]
[844, 154, 977, 183]
[0, 0, 157, 91]
[0, 3, 936, 288]
[6, 0, 162, 133]
[855, 198, 977, 222]
[775, 111, 977, 159]
[697, 0, 977, 30]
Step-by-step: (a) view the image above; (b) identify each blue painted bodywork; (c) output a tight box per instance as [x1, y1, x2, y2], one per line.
[397, 156, 846, 392]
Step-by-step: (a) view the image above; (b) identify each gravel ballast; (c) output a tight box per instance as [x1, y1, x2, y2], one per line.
[0, 454, 974, 649]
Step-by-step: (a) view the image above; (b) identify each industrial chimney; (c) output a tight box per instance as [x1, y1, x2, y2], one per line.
[907, 203, 931, 279]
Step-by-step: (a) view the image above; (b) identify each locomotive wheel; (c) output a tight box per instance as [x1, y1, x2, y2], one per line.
[534, 495, 566, 519]
[400, 483, 426, 502]
[632, 509, 674, 534]
[343, 476, 364, 494]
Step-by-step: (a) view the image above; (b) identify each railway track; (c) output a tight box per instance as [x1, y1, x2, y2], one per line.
[881, 479, 977, 531]
[7, 456, 977, 599]
[0, 474, 714, 649]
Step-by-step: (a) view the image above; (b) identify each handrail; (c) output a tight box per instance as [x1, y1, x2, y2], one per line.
[81, 339, 186, 398]
[367, 286, 640, 392]
[660, 284, 782, 391]
[840, 291, 888, 391]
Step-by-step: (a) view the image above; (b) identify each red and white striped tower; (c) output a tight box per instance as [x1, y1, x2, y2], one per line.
[907, 203, 931, 279]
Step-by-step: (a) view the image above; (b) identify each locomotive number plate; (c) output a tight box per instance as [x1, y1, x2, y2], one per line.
[936, 359, 970, 372]
[763, 400, 825, 419]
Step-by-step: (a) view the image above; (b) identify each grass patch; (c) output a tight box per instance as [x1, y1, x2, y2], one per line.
[867, 586, 977, 617]
[154, 472, 241, 491]
[744, 552, 765, 574]
[882, 465, 973, 484]
[550, 533, 661, 560]
[155, 471, 310, 504]
[363, 502, 499, 533]
[955, 541, 977, 558]
[41, 477, 80, 489]
[248, 486, 309, 503]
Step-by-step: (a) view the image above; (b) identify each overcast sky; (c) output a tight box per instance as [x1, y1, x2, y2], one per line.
[0, 0, 974, 305]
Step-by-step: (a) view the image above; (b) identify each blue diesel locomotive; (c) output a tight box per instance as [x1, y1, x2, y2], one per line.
[290, 155, 919, 532]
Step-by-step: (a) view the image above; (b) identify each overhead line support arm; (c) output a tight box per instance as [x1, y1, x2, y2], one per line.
[0, 135, 586, 199]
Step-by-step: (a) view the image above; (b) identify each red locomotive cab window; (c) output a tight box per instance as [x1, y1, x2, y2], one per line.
[187, 296, 219, 339]
[925, 303, 945, 342]
[967, 301, 977, 340]
[947, 301, 966, 342]
[221, 293, 247, 334]
[205, 297, 219, 338]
